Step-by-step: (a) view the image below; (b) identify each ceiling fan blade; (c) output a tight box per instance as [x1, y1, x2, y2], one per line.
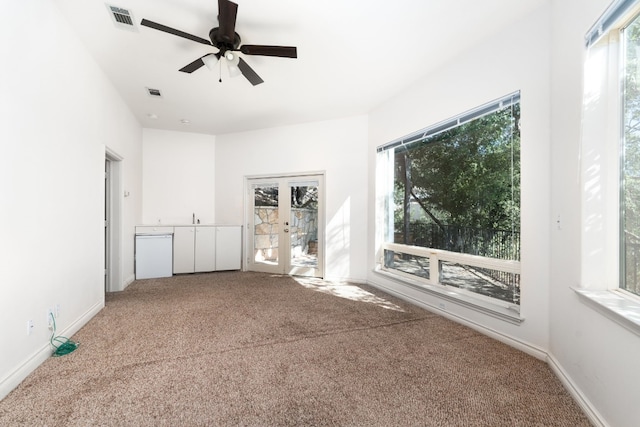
[238, 57, 264, 86]
[218, 0, 238, 44]
[179, 55, 208, 73]
[240, 45, 297, 58]
[141, 19, 212, 46]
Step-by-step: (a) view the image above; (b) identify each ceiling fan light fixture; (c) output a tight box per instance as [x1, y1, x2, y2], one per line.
[225, 51, 241, 78]
[227, 63, 242, 78]
[202, 54, 219, 70]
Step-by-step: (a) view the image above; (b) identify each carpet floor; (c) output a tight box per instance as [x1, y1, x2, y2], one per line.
[0, 272, 590, 426]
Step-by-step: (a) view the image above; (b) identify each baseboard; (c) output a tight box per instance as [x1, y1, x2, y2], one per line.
[366, 278, 547, 360]
[546, 355, 608, 427]
[0, 345, 51, 402]
[123, 273, 135, 290]
[0, 300, 104, 401]
[325, 276, 368, 285]
[367, 277, 610, 426]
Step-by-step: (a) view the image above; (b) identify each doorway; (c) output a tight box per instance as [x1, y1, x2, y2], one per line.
[105, 148, 123, 292]
[246, 173, 324, 278]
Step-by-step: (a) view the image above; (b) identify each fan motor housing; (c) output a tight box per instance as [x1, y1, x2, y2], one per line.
[209, 27, 241, 54]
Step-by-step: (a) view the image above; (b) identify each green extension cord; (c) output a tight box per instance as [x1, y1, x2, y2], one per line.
[49, 313, 79, 357]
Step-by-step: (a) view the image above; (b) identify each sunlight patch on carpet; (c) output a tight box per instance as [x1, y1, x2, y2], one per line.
[293, 277, 405, 312]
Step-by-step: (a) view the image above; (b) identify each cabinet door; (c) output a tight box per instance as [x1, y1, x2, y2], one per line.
[195, 226, 216, 272]
[216, 226, 242, 270]
[173, 227, 195, 274]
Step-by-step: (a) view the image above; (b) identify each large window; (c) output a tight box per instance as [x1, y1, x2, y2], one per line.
[377, 93, 521, 307]
[622, 11, 640, 297]
[577, 0, 640, 331]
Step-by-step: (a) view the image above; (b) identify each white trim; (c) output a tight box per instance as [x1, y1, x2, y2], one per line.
[105, 147, 124, 292]
[383, 242, 520, 274]
[546, 355, 609, 427]
[574, 288, 640, 336]
[0, 301, 103, 400]
[367, 276, 608, 426]
[373, 268, 523, 324]
[379, 242, 521, 315]
[367, 276, 539, 356]
[123, 273, 135, 289]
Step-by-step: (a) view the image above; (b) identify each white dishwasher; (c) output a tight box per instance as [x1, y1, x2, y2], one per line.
[135, 233, 173, 279]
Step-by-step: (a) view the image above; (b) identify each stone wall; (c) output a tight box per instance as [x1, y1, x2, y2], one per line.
[254, 207, 317, 262]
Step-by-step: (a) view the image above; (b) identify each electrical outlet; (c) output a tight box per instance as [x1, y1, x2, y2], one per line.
[27, 320, 34, 335]
[47, 308, 54, 328]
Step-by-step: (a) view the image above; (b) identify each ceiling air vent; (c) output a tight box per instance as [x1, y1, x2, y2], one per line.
[146, 88, 163, 98]
[105, 4, 138, 31]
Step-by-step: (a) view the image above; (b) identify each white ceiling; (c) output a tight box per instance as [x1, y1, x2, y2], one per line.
[54, 0, 547, 135]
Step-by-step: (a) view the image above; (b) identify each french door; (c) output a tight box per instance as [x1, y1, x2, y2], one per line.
[246, 174, 324, 278]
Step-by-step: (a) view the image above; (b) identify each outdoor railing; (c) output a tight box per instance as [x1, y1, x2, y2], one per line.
[381, 241, 521, 306]
[396, 222, 520, 261]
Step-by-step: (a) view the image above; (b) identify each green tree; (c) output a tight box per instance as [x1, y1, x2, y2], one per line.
[623, 16, 640, 294]
[394, 104, 520, 255]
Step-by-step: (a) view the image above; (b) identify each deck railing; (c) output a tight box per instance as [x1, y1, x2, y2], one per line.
[396, 222, 520, 261]
[381, 227, 520, 306]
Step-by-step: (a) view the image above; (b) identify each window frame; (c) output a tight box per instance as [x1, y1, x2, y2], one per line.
[375, 92, 522, 317]
[576, 0, 640, 336]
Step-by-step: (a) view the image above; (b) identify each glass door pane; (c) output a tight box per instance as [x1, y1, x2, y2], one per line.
[247, 174, 324, 278]
[289, 181, 319, 276]
[251, 182, 281, 273]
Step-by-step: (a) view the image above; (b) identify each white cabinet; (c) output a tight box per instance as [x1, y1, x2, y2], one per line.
[215, 226, 242, 270]
[173, 227, 197, 274]
[195, 226, 216, 272]
[172, 225, 241, 274]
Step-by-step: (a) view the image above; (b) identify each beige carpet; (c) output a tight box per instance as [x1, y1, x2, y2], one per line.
[0, 272, 590, 426]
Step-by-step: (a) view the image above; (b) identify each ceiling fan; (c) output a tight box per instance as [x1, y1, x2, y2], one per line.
[140, 0, 297, 86]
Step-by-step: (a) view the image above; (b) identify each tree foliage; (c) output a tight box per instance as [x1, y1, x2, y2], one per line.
[623, 16, 640, 294]
[254, 185, 317, 209]
[394, 104, 521, 236]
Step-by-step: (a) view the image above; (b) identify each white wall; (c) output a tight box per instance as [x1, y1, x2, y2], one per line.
[215, 116, 369, 282]
[3, 0, 637, 423]
[366, 1, 640, 425]
[0, 0, 142, 399]
[367, 4, 551, 354]
[142, 129, 216, 225]
[549, 1, 640, 426]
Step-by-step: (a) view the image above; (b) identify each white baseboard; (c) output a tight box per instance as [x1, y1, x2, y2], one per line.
[0, 300, 104, 401]
[367, 277, 609, 426]
[324, 276, 368, 285]
[123, 273, 135, 290]
[546, 355, 608, 427]
[366, 278, 546, 359]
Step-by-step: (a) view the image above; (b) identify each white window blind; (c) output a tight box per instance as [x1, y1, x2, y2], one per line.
[377, 91, 520, 153]
[586, 0, 640, 47]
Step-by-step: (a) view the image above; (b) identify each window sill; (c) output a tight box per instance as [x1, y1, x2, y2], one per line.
[374, 267, 523, 325]
[573, 288, 640, 337]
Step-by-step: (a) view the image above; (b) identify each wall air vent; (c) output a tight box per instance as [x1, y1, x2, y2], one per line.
[146, 88, 163, 98]
[105, 4, 138, 31]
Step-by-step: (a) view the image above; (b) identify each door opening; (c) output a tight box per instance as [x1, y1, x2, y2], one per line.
[105, 159, 111, 292]
[246, 173, 324, 278]
[105, 148, 123, 292]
